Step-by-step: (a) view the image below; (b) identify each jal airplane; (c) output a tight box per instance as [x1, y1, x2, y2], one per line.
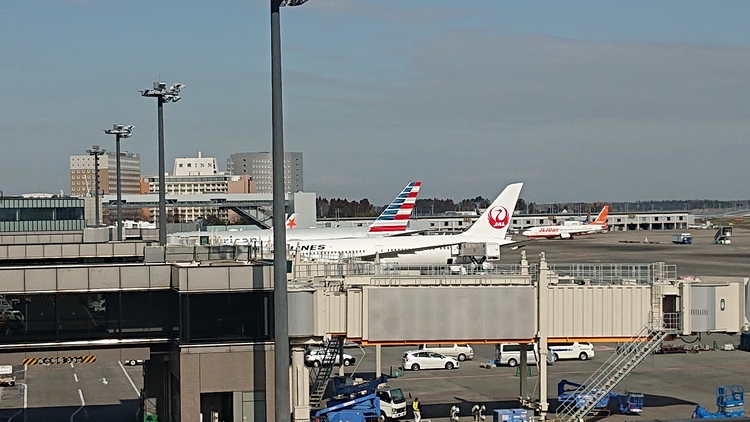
[287, 182, 523, 265]
[168, 181, 422, 245]
[522, 205, 609, 239]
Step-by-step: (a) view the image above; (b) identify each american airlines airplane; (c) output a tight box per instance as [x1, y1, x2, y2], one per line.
[286, 181, 421, 240]
[287, 182, 523, 265]
[168, 181, 422, 245]
[522, 205, 609, 239]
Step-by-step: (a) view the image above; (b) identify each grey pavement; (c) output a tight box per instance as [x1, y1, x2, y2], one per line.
[0, 361, 143, 422]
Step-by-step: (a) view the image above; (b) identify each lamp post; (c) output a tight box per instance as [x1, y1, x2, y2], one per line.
[271, 1, 308, 421]
[141, 82, 184, 246]
[104, 124, 135, 241]
[86, 145, 106, 227]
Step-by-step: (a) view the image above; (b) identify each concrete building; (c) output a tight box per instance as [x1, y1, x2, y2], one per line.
[173, 151, 220, 176]
[228, 152, 303, 194]
[143, 152, 257, 222]
[69, 151, 141, 197]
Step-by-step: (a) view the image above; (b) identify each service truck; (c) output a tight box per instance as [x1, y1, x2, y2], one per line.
[672, 233, 693, 244]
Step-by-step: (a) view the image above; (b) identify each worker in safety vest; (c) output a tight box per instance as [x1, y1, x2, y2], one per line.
[412, 397, 421, 422]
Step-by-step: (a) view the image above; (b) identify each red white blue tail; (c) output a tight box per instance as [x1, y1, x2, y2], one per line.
[368, 181, 421, 233]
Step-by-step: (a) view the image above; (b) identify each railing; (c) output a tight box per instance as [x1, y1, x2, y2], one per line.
[535, 262, 677, 285]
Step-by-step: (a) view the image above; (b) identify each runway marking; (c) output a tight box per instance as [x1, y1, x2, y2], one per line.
[118, 361, 140, 397]
[70, 388, 85, 422]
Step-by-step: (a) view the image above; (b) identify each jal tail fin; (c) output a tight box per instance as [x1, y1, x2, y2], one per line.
[593, 205, 609, 225]
[463, 182, 523, 239]
[285, 213, 298, 229]
[368, 181, 422, 233]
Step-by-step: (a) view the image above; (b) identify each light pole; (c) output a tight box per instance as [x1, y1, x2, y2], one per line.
[271, 1, 308, 421]
[104, 124, 135, 241]
[86, 145, 106, 227]
[141, 82, 184, 246]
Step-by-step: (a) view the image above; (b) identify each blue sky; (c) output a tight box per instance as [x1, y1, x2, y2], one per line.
[2, 1, 750, 204]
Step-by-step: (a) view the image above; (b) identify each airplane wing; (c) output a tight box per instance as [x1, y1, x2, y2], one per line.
[379, 228, 433, 237]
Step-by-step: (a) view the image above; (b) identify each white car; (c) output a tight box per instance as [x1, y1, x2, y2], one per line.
[304, 349, 355, 367]
[418, 343, 474, 361]
[402, 351, 459, 371]
[548, 342, 595, 361]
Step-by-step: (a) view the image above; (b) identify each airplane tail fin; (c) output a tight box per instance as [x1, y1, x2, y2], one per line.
[591, 205, 609, 230]
[463, 183, 523, 239]
[368, 181, 421, 233]
[593, 205, 609, 225]
[285, 213, 298, 229]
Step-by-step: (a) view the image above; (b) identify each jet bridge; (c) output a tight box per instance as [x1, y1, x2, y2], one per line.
[287, 252, 750, 421]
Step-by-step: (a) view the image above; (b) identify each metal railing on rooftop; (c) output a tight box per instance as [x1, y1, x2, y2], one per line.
[533, 262, 677, 285]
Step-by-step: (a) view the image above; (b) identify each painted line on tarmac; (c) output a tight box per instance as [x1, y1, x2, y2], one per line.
[73, 374, 78, 383]
[117, 361, 140, 397]
[69, 389, 85, 422]
[8, 382, 27, 422]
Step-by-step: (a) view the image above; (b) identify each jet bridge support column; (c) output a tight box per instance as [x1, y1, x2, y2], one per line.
[537, 252, 550, 418]
[376, 345, 382, 378]
[519, 343, 528, 400]
[291, 347, 310, 422]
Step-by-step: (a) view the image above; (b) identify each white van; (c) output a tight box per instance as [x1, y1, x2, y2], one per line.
[418, 344, 474, 361]
[495, 343, 538, 367]
[548, 342, 595, 361]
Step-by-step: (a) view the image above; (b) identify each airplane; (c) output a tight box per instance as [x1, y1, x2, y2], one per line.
[284, 181, 422, 240]
[522, 205, 609, 239]
[286, 182, 523, 266]
[168, 181, 422, 245]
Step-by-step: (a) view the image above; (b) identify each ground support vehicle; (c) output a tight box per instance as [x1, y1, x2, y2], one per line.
[557, 379, 643, 416]
[672, 233, 693, 244]
[692, 385, 745, 419]
[313, 393, 381, 422]
[332, 375, 407, 420]
[0, 365, 16, 386]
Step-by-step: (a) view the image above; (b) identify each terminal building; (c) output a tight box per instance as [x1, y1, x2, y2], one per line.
[322, 210, 695, 234]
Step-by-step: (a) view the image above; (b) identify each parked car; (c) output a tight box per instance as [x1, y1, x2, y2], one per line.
[123, 359, 145, 366]
[418, 343, 474, 361]
[304, 349, 355, 367]
[495, 343, 538, 367]
[548, 342, 595, 361]
[402, 351, 459, 371]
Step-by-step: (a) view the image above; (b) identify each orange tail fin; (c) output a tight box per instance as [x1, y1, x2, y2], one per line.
[593, 205, 609, 225]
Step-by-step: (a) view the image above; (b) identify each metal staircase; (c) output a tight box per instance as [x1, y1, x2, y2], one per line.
[555, 279, 680, 422]
[555, 326, 672, 421]
[309, 336, 344, 407]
